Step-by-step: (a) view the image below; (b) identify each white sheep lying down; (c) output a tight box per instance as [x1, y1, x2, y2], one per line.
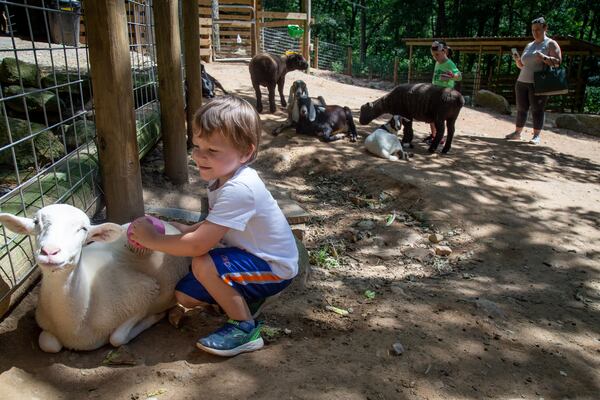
[0, 204, 190, 353]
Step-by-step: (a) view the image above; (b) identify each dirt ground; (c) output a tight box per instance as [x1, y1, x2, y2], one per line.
[1, 62, 599, 400]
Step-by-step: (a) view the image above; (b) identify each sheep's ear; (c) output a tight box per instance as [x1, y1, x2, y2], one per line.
[308, 103, 316, 122]
[87, 223, 123, 243]
[0, 213, 36, 235]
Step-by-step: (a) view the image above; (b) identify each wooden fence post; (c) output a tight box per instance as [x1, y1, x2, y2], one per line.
[302, 0, 311, 72]
[347, 46, 353, 76]
[154, 0, 188, 184]
[313, 36, 319, 69]
[85, 0, 144, 223]
[251, 0, 259, 56]
[393, 57, 398, 84]
[183, 0, 202, 148]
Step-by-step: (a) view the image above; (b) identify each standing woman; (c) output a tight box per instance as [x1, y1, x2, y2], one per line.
[506, 17, 562, 145]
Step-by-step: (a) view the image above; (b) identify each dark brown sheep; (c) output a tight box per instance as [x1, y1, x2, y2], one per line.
[359, 83, 464, 153]
[249, 52, 308, 113]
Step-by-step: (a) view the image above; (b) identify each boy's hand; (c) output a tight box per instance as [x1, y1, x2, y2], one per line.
[129, 218, 161, 248]
[440, 71, 455, 81]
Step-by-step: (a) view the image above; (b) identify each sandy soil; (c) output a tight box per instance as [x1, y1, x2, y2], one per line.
[1, 62, 599, 400]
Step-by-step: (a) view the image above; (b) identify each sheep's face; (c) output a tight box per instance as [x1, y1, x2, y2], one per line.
[359, 102, 375, 125]
[286, 53, 308, 72]
[298, 96, 316, 121]
[0, 204, 123, 272]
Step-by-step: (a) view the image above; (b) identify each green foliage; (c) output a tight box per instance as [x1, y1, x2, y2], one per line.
[584, 86, 600, 114]
[331, 60, 344, 74]
[309, 244, 341, 269]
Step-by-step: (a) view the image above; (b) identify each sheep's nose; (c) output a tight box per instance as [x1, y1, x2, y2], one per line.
[41, 246, 61, 256]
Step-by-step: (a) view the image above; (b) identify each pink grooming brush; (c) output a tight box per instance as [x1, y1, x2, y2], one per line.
[126, 215, 165, 255]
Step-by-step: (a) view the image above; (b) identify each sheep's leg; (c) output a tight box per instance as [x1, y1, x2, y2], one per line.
[277, 76, 287, 109]
[39, 330, 63, 353]
[253, 81, 263, 113]
[428, 119, 446, 153]
[441, 118, 456, 154]
[267, 83, 277, 113]
[110, 312, 165, 347]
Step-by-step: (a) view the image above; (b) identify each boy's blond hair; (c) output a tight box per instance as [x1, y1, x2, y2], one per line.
[193, 95, 261, 163]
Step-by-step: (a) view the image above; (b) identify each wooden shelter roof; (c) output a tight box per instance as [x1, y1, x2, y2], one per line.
[402, 36, 600, 55]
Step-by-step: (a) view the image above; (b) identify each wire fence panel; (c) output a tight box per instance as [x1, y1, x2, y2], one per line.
[0, 0, 98, 311]
[260, 27, 301, 56]
[0, 0, 161, 316]
[316, 40, 346, 72]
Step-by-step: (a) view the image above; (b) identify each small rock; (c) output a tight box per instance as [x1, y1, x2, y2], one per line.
[559, 370, 567, 377]
[392, 342, 405, 355]
[283, 328, 292, 335]
[429, 233, 444, 243]
[357, 219, 376, 231]
[434, 245, 452, 256]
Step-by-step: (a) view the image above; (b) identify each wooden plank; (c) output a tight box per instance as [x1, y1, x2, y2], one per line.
[85, 0, 143, 223]
[199, 17, 212, 25]
[217, 14, 253, 21]
[200, 48, 213, 56]
[258, 11, 307, 20]
[199, 0, 254, 4]
[260, 20, 297, 28]
[276, 198, 311, 225]
[154, 0, 188, 184]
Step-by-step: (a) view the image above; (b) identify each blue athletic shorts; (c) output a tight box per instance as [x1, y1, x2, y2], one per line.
[175, 247, 293, 304]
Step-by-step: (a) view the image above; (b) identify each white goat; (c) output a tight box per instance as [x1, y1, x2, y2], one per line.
[364, 115, 409, 161]
[0, 204, 190, 352]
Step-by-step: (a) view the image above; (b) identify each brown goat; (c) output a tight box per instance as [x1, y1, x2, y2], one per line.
[249, 52, 308, 113]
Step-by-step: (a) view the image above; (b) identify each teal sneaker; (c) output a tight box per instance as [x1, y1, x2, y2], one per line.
[196, 320, 264, 357]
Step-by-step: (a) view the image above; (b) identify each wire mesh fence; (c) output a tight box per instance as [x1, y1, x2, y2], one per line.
[315, 39, 346, 72]
[0, 0, 161, 315]
[260, 26, 301, 56]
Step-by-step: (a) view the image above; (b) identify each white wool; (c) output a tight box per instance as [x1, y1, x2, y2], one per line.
[0, 204, 190, 352]
[364, 129, 407, 161]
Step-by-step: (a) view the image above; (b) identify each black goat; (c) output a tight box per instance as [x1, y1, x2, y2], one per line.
[201, 64, 228, 98]
[272, 80, 326, 135]
[359, 83, 464, 153]
[296, 96, 357, 143]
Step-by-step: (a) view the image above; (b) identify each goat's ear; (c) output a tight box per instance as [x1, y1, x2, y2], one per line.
[287, 85, 295, 108]
[308, 103, 316, 122]
[0, 213, 36, 235]
[87, 223, 123, 243]
[292, 97, 300, 123]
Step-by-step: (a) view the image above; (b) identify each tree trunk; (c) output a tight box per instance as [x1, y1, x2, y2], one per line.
[360, 0, 366, 64]
[349, 5, 358, 42]
[436, 0, 446, 37]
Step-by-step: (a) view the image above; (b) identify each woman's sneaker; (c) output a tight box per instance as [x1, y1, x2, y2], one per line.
[529, 134, 541, 144]
[197, 320, 264, 357]
[505, 131, 522, 140]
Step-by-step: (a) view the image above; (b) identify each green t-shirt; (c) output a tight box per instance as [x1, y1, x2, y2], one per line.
[432, 59, 461, 88]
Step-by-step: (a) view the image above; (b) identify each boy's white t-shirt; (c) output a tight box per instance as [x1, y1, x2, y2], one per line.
[205, 166, 299, 279]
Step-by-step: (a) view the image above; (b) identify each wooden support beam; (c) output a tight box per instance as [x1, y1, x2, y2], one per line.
[251, 0, 259, 56]
[313, 36, 319, 69]
[393, 57, 399, 84]
[153, 0, 188, 184]
[183, 0, 202, 148]
[302, 0, 311, 71]
[84, 0, 143, 223]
